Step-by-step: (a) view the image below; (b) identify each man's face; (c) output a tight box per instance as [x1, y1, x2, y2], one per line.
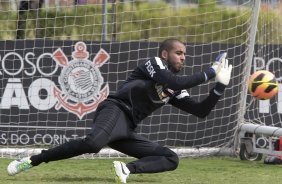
[163, 42, 186, 73]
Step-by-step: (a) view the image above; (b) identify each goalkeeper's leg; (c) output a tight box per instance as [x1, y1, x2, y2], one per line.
[109, 133, 179, 175]
[7, 128, 110, 176]
[30, 104, 124, 165]
[7, 100, 127, 175]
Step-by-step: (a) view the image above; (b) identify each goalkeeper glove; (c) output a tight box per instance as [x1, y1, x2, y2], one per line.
[204, 52, 228, 81]
[211, 52, 227, 74]
[216, 57, 232, 86]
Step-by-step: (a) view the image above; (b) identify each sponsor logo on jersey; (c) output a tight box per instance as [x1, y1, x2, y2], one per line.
[145, 60, 156, 77]
[155, 84, 174, 103]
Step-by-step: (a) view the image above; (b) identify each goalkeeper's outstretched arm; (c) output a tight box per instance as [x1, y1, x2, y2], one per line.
[138, 51, 229, 91]
[169, 56, 232, 118]
[169, 83, 225, 118]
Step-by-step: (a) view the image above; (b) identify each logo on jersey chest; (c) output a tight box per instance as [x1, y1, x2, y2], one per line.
[145, 60, 156, 77]
[155, 84, 174, 103]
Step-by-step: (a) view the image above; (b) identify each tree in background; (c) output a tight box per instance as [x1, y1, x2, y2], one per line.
[16, 0, 44, 39]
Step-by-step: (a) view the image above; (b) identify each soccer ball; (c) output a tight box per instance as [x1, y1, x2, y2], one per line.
[248, 70, 278, 100]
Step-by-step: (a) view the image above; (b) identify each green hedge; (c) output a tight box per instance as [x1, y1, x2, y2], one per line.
[0, 2, 281, 44]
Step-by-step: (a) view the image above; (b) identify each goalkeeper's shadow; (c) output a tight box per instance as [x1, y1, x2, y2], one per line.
[48, 176, 159, 183]
[48, 176, 114, 182]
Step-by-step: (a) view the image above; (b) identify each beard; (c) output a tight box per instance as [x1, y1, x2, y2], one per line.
[167, 59, 183, 73]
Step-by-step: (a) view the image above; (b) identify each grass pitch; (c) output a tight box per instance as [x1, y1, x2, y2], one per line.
[1, 157, 282, 184]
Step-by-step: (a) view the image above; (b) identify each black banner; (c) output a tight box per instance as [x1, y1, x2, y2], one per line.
[0, 40, 281, 147]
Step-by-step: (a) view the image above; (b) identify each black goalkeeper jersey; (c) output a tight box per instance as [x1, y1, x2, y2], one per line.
[108, 57, 222, 127]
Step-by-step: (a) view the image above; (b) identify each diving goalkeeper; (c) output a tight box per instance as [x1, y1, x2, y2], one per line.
[7, 39, 232, 183]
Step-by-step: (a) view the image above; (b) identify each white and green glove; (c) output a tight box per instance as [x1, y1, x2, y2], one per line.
[211, 52, 227, 75]
[205, 52, 228, 81]
[216, 56, 232, 86]
[213, 53, 232, 95]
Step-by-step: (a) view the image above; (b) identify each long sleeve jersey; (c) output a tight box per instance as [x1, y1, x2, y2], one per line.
[108, 57, 223, 127]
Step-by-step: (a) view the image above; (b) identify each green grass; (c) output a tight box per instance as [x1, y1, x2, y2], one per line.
[1, 157, 282, 184]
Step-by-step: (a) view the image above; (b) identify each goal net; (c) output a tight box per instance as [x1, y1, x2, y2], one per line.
[244, 1, 282, 127]
[239, 0, 282, 149]
[0, 0, 260, 158]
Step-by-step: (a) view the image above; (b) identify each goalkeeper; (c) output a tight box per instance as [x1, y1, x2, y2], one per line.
[7, 39, 232, 183]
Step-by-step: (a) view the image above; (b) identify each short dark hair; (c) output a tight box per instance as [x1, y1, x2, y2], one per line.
[158, 38, 184, 58]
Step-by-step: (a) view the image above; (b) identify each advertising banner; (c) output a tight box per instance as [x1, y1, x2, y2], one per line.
[0, 40, 281, 146]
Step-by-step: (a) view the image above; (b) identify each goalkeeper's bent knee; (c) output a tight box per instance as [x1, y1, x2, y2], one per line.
[162, 147, 179, 171]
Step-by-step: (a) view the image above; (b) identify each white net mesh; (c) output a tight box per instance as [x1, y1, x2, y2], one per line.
[244, 0, 282, 128]
[0, 0, 258, 158]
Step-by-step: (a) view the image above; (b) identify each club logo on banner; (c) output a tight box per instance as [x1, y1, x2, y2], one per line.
[53, 42, 109, 119]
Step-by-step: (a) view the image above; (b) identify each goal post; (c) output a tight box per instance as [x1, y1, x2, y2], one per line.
[235, 0, 282, 160]
[0, 0, 274, 158]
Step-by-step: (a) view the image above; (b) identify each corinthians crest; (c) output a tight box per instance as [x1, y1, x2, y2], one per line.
[52, 42, 110, 119]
